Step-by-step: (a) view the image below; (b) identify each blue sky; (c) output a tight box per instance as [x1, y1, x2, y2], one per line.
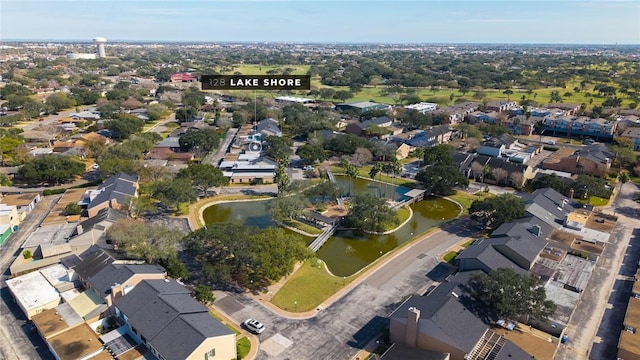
[1, 0, 639, 44]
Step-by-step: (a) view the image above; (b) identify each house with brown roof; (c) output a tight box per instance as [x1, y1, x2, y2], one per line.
[145, 147, 194, 163]
[1, 192, 41, 220]
[542, 145, 613, 177]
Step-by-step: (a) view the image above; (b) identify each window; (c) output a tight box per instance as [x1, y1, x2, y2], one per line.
[205, 348, 216, 360]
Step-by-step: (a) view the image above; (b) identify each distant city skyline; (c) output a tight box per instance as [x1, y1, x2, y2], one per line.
[1, 0, 639, 45]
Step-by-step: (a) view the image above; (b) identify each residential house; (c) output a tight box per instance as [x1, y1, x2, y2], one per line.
[114, 279, 236, 360]
[617, 297, 640, 360]
[345, 116, 394, 137]
[547, 103, 581, 115]
[431, 102, 479, 125]
[389, 272, 532, 360]
[5, 264, 74, 319]
[468, 111, 500, 124]
[405, 102, 437, 114]
[83, 263, 166, 306]
[86, 173, 139, 218]
[395, 143, 414, 160]
[505, 115, 539, 136]
[256, 117, 282, 137]
[542, 145, 613, 177]
[476, 134, 518, 158]
[69, 111, 100, 120]
[154, 136, 182, 151]
[69, 208, 128, 252]
[1, 192, 41, 220]
[145, 147, 194, 163]
[406, 126, 452, 147]
[451, 151, 475, 178]
[170, 72, 198, 82]
[620, 127, 640, 151]
[542, 115, 616, 140]
[486, 100, 518, 112]
[523, 188, 576, 230]
[0, 203, 20, 229]
[335, 101, 391, 114]
[219, 155, 277, 184]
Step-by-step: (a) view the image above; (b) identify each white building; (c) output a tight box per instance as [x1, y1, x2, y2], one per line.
[65, 53, 97, 60]
[405, 102, 438, 114]
[5, 264, 72, 319]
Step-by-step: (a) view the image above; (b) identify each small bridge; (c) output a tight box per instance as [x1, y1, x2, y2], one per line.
[308, 224, 338, 252]
[326, 169, 343, 207]
[391, 189, 426, 210]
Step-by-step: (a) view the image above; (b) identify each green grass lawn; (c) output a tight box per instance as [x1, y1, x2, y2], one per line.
[382, 206, 411, 232]
[236, 337, 251, 360]
[282, 219, 323, 235]
[575, 195, 610, 207]
[330, 165, 416, 188]
[447, 191, 494, 215]
[216, 64, 311, 76]
[271, 259, 348, 312]
[443, 251, 458, 264]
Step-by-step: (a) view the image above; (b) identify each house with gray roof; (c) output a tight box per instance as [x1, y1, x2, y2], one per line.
[87, 263, 165, 306]
[389, 273, 532, 360]
[523, 188, 575, 229]
[114, 279, 236, 360]
[87, 173, 138, 218]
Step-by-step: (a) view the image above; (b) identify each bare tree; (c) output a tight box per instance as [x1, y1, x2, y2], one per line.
[351, 147, 373, 166]
[471, 162, 485, 181]
[509, 172, 525, 189]
[493, 168, 509, 185]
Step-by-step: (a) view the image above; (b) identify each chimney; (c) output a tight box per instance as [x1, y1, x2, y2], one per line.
[561, 199, 567, 208]
[405, 307, 420, 347]
[66, 268, 76, 282]
[531, 225, 541, 237]
[76, 224, 84, 235]
[568, 189, 574, 199]
[109, 283, 123, 306]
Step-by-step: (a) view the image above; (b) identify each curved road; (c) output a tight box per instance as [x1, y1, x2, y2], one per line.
[212, 218, 478, 359]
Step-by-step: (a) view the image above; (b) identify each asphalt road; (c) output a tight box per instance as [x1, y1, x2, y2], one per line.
[213, 218, 478, 359]
[553, 182, 639, 360]
[0, 194, 62, 360]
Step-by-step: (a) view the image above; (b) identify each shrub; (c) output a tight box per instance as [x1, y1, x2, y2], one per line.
[43, 188, 66, 196]
[65, 202, 82, 215]
[23, 250, 32, 259]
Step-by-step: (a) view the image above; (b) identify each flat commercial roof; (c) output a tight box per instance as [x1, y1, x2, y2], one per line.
[68, 290, 105, 318]
[1, 193, 39, 206]
[22, 222, 78, 248]
[620, 298, 640, 355]
[545, 280, 580, 325]
[555, 254, 594, 291]
[6, 270, 60, 312]
[48, 322, 103, 360]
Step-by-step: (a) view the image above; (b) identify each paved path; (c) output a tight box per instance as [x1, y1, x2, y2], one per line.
[211, 217, 478, 359]
[554, 182, 638, 360]
[209, 128, 238, 166]
[0, 194, 62, 360]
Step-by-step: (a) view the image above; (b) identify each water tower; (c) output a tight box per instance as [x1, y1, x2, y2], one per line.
[93, 37, 107, 58]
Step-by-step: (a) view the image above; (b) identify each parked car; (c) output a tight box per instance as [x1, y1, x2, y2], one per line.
[243, 319, 265, 334]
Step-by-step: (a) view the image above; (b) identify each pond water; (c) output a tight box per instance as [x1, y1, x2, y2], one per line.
[202, 176, 460, 276]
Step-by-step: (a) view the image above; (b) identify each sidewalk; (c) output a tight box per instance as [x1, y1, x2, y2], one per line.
[208, 305, 260, 360]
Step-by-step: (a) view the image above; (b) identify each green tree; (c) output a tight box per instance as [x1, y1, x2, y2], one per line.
[468, 268, 557, 322]
[194, 285, 215, 305]
[0, 83, 32, 98]
[106, 219, 184, 263]
[469, 193, 525, 229]
[177, 163, 228, 196]
[64, 202, 82, 215]
[105, 115, 145, 139]
[269, 194, 309, 221]
[264, 136, 293, 163]
[149, 178, 198, 213]
[503, 89, 514, 101]
[423, 144, 454, 166]
[158, 255, 189, 280]
[620, 171, 630, 184]
[146, 103, 170, 121]
[296, 144, 327, 165]
[182, 223, 312, 291]
[274, 162, 290, 194]
[17, 155, 85, 185]
[344, 193, 398, 232]
[178, 128, 220, 154]
[415, 164, 469, 196]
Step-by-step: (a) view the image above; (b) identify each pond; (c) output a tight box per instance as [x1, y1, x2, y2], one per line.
[202, 177, 460, 277]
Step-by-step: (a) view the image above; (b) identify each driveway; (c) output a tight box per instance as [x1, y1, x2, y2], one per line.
[0, 194, 62, 360]
[212, 218, 478, 359]
[553, 182, 639, 360]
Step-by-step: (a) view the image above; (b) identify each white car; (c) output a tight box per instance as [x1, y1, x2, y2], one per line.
[243, 319, 265, 334]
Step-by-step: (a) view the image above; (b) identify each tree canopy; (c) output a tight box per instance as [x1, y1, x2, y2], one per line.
[106, 218, 184, 263]
[344, 193, 398, 232]
[17, 155, 85, 185]
[178, 128, 220, 153]
[467, 268, 557, 322]
[182, 223, 312, 291]
[469, 193, 525, 229]
[177, 163, 228, 195]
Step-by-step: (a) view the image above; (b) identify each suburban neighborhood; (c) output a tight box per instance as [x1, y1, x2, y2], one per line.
[0, 20, 639, 360]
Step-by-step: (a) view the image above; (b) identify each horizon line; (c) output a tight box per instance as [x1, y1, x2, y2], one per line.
[1, 39, 639, 46]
